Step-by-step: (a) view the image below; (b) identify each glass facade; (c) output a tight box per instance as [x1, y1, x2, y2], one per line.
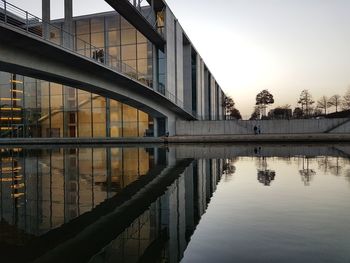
[0, 72, 153, 138]
[71, 13, 154, 87]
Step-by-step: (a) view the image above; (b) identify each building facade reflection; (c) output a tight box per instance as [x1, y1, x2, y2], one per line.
[0, 147, 154, 240]
[88, 158, 224, 263]
[0, 147, 224, 262]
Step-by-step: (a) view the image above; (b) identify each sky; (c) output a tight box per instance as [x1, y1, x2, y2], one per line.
[9, 0, 350, 117]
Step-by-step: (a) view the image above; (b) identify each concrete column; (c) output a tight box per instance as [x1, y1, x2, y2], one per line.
[167, 115, 176, 136]
[63, 0, 73, 49]
[153, 117, 158, 137]
[152, 45, 157, 91]
[42, 0, 50, 40]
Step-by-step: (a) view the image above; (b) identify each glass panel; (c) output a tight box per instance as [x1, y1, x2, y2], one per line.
[76, 34, 90, 50]
[106, 15, 119, 31]
[24, 76, 40, 137]
[78, 90, 92, 137]
[107, 30, 120, 47]
[92, 95, 106, 137]
[121, 17, 133, 29]
[49, 83, 63, 137]
[137, 59, 148, 75]
[90, 17, 104, 33]
[138, 110, 149, 137]
[0, 74, 24, 137]
[110, 99, 122, 137]
[137, 43, 148, 59]
[76, 19, 90, 35]
[123, 60, 137, 71]
[121, 29, 136, 45]
[50, 25, 61, 45]
[107, 46, 121, 60]
[91, 32, 104, 48]
[122, 104, 137, 137]
[122, 45, 137, 60]
[40, 81, 50, 137]
[137, 31, 147, 43]
[63, 86, 77, 138]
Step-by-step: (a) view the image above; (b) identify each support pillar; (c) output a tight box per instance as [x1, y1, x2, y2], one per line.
[152, 45, 158, 91]
[153, 117, 158, 137]
[42, 0, 50, 40]
[63, 0, 73, 49]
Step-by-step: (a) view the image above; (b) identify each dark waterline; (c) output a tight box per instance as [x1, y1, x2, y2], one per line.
[0, 144, 350, 262]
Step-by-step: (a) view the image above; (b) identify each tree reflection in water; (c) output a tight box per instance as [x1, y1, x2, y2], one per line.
[256, 156, 276, 186]
[299, 157, 316, 186]
[223, 158, 237, 182]
[257, 169, 276, 186]
[317, 156, 342, 176]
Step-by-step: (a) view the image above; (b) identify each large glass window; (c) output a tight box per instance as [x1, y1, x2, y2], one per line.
[92, 95, 106, 137]
[0, 71, 153, 139]
[110, 99, 122, 137]
[78, 90, 92, 138]
[73, 13, 154, 88]
[122, 104, 138, 137]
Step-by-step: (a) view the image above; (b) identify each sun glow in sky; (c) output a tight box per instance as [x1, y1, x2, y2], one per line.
[8, 0, 350, 117]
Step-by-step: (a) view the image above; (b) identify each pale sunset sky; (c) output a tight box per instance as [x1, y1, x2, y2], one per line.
[10, 0, 350, 117]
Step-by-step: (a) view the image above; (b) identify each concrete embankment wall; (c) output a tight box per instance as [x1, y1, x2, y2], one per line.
[175, 118, 350, 135]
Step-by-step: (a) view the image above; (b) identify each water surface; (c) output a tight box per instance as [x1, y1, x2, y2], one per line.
[0, 145, 349, 262]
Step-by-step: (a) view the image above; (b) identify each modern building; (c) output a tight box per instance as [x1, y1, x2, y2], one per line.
[0, 0, 225, 138]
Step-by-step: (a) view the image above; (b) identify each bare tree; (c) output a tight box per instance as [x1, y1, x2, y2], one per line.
[343, 88, 350, 110]
[328, 94, 341, 112]
[317, 96, 330, 115]
[298, 90, 314, 117]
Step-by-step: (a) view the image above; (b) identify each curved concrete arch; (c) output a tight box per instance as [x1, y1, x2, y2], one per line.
[0, 24, 195, 134]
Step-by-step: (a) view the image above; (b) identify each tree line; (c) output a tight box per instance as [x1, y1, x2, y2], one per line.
[223, 88, 350, 120]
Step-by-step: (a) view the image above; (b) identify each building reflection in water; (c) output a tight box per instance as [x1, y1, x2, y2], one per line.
[0, 147, 154, 240]
[0, 147, 224, 263]
[87, 158, 224, 263]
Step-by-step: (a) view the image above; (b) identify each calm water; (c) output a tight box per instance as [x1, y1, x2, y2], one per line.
[0, 145, 350, 262]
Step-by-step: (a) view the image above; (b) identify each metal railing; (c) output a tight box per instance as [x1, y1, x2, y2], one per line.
[0, 0, 189, 116]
